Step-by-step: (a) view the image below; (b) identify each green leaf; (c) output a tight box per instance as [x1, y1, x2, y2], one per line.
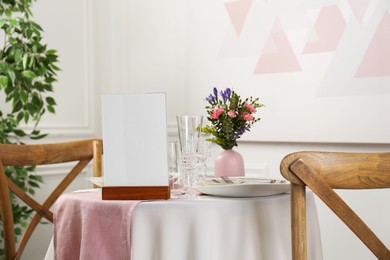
[14, 48, 23, 62]
[22, 70, 36, 79]
[13, 91, 21, 103]
[44, 76, 56, 83]
[7, 70, 16, 85]
[12, 101, 22, 113]
[0, 75, 8, 88]
[43, 84, 53, 91]
[20, 90, 28, 102]
[5, 9, 12, 17]
[26, 166, 36, 171]
[46, 49, 57, 55]
[22, 54, 28, 69]
[5, 85, 14, 96]
[28, 180, 40, 188]
[0, 61, 8, 72]
[26, 103, 36, 115]
[9, 19, 16, 26]
[45, 96, 56, 105]
[13, 129, 26, 137]
[30, 133, 48, 139]
[26, 28, 32, 38]
[15, 227, 22, 236]
[32, 21, 43, 31]
[28, 188, 35, 195]
[31, 129, 40, 135]
[24, 112, 30, 123]
[16, 111, 24, 123]
[28, 56, 35, 67]
[50, 64, 61, 71]
[31, 175, 44, 183]
[18, 170, 28, 178]
[46, 54, 58, 63]
[21, 221, 29, 228]
[32, 95, 42, 108]
[47, 104, 55, 113]
[32, 81, 44, 91]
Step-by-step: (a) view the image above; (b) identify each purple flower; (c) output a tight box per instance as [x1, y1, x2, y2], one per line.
[225, 88, 231, 98]
[205, 94, 215, 103]
[213, 87, 218, 97]
[220, 88, 232, 101]
[204, 87, 219, 103]
[234, 126, 251, 140]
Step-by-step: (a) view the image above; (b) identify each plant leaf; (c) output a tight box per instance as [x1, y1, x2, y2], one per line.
[22, 54, 28, 69]
[47, 104, 55, 113]
[45, 96, 56, 105]
[13, 129, 26, 137]
[30, 133, 48, 139]
[0, 75, 8, 88]
[7, 70, 16, 85]
[22, 70, 36, 79]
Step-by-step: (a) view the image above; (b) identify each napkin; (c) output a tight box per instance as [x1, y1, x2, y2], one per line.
[54, 192, 140, 260]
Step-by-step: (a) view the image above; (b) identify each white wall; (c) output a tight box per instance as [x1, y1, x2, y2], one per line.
[19, 0, 390, 259]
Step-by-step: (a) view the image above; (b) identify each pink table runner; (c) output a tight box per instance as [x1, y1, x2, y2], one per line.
[54, 191, 141, 260]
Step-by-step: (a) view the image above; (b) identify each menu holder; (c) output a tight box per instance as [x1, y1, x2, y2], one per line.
[101, 93, 170, 200]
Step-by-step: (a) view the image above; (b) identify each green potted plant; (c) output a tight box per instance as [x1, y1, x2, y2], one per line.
[0, 0, 60, 256]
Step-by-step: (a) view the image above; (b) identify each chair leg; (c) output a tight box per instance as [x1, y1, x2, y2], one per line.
[0, 164, 16, 260]
[291, 183, 307, 260]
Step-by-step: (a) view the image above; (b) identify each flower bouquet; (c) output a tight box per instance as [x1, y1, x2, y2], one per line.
[203, 87, 264, 150]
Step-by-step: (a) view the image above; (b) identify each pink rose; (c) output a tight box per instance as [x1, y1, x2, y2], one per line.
[210, 108, 224, 119]
[244, 102, 256, 113]
[242, 112, 254, 121]
[228, 110, 236, 118]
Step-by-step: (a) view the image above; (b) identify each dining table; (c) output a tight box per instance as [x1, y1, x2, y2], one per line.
[45, 188, 323, 260]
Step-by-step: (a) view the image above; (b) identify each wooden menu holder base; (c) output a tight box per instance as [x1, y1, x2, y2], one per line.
[102, 186, 170, 200]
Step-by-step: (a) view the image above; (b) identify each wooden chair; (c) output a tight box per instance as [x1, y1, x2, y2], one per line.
[280, 151, 390, 260]
[0, 139, 103, 260]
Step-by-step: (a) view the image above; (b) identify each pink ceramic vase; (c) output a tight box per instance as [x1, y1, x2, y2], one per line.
[214, 149, 245, 177]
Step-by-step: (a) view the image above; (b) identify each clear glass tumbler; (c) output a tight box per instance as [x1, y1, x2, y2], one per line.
[167, 141, 184, 198]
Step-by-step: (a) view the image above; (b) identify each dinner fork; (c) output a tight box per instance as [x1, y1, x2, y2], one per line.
[220, 176, 234, 184]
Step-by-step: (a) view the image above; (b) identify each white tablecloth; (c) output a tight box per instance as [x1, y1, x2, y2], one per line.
[45, 192, 323, 260]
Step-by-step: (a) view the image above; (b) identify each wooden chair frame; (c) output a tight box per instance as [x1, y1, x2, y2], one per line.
[0, 139, 103, 260]
[280, 151, 390, 260]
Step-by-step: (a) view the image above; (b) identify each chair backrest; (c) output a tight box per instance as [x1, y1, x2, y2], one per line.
[0, 139, 103, 260]
[280, 151, 390, 260]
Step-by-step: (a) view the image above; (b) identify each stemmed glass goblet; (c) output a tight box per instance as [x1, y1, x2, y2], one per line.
[176, 115, 203, 199]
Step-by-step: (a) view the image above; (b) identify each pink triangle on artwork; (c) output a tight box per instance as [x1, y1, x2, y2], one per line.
[348, 0, 371, 22]
[302, 6, 346, 54]
[355, 12, 390, 77]
[225, 0, 253, 36]
[254, 20, 301, 74]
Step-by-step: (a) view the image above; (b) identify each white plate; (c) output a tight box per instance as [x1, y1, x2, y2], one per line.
[194, 177, 290, 197]
[85, 177, 104, 187]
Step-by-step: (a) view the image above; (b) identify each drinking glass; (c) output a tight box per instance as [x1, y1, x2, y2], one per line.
[198, 133, 212, 180]
[167, 141, 184, 198]
[176, 115, 203, 199]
